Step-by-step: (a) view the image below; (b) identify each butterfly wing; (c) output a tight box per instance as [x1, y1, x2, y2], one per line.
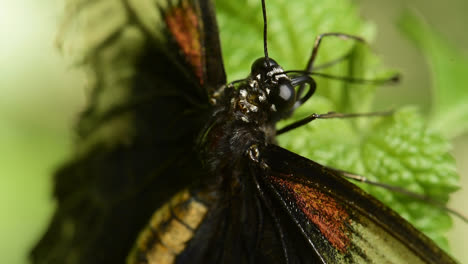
[147, 146, 454, 263]
[30, 0, 224, 263]
[171, 164, 322, 264]
[258, 144, 456, 264]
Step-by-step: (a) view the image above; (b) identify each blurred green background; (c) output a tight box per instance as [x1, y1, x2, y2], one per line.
[0, 0, 466, 263]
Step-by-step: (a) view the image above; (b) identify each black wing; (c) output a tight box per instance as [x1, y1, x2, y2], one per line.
[259, 144, 455, 263]
[30, 0, 225, 263]
[173, 144, 455, 264]
[175, 163, 322, 264]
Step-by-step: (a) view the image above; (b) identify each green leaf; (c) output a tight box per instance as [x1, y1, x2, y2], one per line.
[399, 11, 468, 139]
[361, 108, 458, 249]
[215, 0, 376, 80]
[215, 0, 459, 251]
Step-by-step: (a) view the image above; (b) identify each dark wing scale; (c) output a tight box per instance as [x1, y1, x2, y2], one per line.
[174, 164, 323, 264]
[155, 0, 226, 97]
[197, 0, 226, 91]
[259, 144, 456, 264]
[174, 168, 262, 263]
[31, 0, 225, 263]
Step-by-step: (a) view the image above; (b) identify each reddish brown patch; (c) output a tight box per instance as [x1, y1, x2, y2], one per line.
[272, 177, 351, 253]
[165, 1, 203, 84]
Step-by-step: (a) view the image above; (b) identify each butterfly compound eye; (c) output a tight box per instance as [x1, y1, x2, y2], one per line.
[270, 78, 295, 113]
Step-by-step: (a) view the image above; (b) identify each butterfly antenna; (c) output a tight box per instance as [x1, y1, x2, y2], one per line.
[335, 169, 468, 223]
[280, 70, 400, 85]
[261, 0, 270, 64]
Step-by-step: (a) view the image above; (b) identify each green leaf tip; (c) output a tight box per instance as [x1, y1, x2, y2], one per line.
[398, 10, 468, 139]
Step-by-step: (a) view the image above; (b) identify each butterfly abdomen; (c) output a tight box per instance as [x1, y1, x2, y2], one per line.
[128, 189, 209, 264]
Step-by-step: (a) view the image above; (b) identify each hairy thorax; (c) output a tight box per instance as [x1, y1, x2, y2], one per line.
[199, 80, 279, 173]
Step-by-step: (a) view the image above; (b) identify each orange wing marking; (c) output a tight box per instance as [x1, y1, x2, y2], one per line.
[271, 176, 352, 253]
[165, 1, 203, 84]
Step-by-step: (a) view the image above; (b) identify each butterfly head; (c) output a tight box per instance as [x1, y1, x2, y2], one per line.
[249, 57, 296, 120]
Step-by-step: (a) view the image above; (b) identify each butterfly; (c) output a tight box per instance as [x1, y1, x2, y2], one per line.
[30, 0, 458, 263]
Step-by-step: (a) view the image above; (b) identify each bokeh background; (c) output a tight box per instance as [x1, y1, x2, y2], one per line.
[0, 0, 466, 263]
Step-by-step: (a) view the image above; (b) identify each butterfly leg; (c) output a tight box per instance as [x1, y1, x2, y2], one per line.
[295, 33, 367, 98]
[289, 69, 398, 113]
[306, 33, 367, 71]
[310, 53, 351, 71]
[327, 167, 468, 223]
[277, 110, 394, 135]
